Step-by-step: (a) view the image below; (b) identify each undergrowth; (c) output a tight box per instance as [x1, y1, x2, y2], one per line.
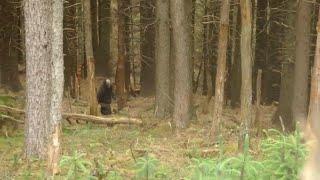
[0, 127, 307, 179]
[57, 129, 306, 179]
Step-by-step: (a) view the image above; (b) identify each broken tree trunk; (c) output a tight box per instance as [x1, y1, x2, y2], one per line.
[301, 8, 320, 180]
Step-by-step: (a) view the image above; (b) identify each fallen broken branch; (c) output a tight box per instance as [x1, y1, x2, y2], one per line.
[0, 105, 142, 125]
[0, 114, 24, 124]
[63, 113, 142, 125]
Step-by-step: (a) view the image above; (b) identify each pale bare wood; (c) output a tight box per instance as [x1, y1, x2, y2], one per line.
[63, 113, 142, 125]
[47, 124, 61, 175]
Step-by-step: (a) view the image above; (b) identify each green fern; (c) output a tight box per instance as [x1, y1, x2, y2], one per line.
[188, 158, 216, 180]
[187, 135, 263, 180]
[261, 129, 307, 180]
[106, 171, 123, 180]
[134, 155, 159, 179]
[59, 151, 93, 179]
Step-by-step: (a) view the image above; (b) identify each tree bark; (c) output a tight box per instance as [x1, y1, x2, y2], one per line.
[212, 0, 230, 136]
[95, 0, 112, 76]
[124, 0, 131, 93]
[140, 0, 156, 97]
[170, 0, 193, 128]
[0, 1, 22, 92]
[24, 0, 52, 159]
[230, 2, 241, 108]
[75, 0, 85, 100]
[259, 0, 273, 104]
[239, 0, 253, 146]
[47, 0, 64, 175]
[301, 8, 320, 180]
[154, 0, 171, 118]
[255, 69, 262, 135]
[116, 0, 127, 110]
[84, 0, 99, 115]
[274, 0, 296, 131]
[292, 0, 312, 126]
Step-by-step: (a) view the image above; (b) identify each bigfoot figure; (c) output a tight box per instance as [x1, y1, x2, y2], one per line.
[97, 78, 113, 115]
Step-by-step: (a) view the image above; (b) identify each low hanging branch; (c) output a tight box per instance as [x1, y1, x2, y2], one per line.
[0, 105, 142, 125]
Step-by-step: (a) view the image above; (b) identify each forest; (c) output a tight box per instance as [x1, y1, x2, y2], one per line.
[0, 0, 320, 179]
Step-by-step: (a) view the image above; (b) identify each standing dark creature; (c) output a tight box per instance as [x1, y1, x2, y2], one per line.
[97, 79, 114, 115]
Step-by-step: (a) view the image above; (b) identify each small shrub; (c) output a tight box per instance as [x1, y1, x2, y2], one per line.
[188, 158, 216, 180]
[59, 151, 93, 179]
[261, 129, 307, 179]
[134, 154, 159, 179]
[187, 134, 263, 180]
[106, 171, 123, 180]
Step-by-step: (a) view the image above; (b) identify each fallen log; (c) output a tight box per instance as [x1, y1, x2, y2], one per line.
[0, 114, 24, 124]
[0, 105, 25, 116]
[63, 113, 142, 125]
[0, 105, 142, 125]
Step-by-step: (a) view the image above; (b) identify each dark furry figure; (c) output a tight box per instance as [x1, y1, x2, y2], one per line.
[97, 79, 113, 115]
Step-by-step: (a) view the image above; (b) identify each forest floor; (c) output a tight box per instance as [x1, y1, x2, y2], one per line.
[0, 87, 281, 179]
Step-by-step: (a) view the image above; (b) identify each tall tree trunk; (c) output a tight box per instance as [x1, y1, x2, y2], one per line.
[96, 0, 112, 76]
[259, 0, 273, 104]
[140, 0, 156, 97]
[170, 0, 193, 128]
[239, 0, 253, 147]
[202, 4, 209, 96]
[292, 0, 312, 126]
[230, 2, 241, 108]
[252, 0, 257, 66]
[47, 0, 64, 174]
[155, 0, 171, 118]
[24, 0, 52, 159]
[116, 0, 127, 110]
[191, 0, 196, 89]
[212, 0, 230, 136]
[124, 0, 131, 93]
[274, 0, 296, 131]
[0, 1, 22, 92]
[84, 0, 98, 115]
[75, 0, 85, 99]
[169, 20, 175, 114]
[0, 44, 22, 92]
[301, 8, 320, 180]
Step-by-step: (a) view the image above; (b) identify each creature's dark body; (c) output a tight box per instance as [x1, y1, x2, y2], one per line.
[97, 80, 113, 115]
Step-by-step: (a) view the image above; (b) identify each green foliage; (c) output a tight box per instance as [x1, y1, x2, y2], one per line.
[187, 135, 263, 180]
[219, 153, 264, 179]
[261, 129, 307, 180]
[93, 158, 108, 179]
[106, 171, 123, 180]
[22, 169, 32, 180]
[11, 153, 20, 168]
[188, 158, 216, 180]
[0, 95, 16, 106]
[134, 155, 159, 179]
[154, 165, 171, 179]
[59, 151, 93, 179]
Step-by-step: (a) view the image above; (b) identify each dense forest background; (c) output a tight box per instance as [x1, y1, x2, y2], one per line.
[1, 0, 320, 179]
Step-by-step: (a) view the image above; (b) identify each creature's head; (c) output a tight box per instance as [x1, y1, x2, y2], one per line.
[105, 78, 111, 88]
